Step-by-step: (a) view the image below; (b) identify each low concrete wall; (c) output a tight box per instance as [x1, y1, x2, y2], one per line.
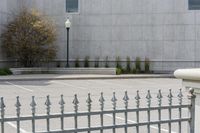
[10, 68, 116, 75]
[174, 68, 200, 133]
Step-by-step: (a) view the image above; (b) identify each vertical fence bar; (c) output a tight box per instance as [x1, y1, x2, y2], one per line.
[30, 96, 36, 133]
[86, 93, 92, 133]
[99, 92, 105, 133]
[188, 88, 196, 133]
[0, 97, 5, 133]
[157, 90, 163, 133]
[146, 90, 152, 133]
[15, 96, 21, 133]
[168, 89, 173, 133]
[123, 91, 129, 133]
[135, 90, 140, 133]
[59, 95, 65, 131]
[73, 94, 79, 133]
[45, 95, 51, 132]
[111, 92, 117, 133]
[177, 89, 183, 133]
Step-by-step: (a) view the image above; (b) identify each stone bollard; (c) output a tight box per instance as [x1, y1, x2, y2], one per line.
[174, 68, 200, 133]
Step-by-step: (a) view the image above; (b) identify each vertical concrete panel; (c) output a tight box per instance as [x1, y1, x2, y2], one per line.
[146, 41, 163, 60]
[185, 25, 195, 40]
[195, 41, 200, 61]
[163, 41, 195, 61]
[1, 0, 200, 71]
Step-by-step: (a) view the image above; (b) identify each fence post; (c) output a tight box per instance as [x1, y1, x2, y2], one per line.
[86, 93, 92, 133]
[0, 97, 5, 133]
[15, 96, 21, 133]
[178, 89, 183, 133]
[157, 90, 162, 133]
[59, 95, 65, 131]
[123, 91, 129, 133]
[30, 96, 36, 133]
[135, 91, 140, 133]
[168, 89, 173, 133]
[111, 92, 117, 133]
[146, 90, 152, 133]
[174, 68, 200, 133]
[73, 94, 79, 133]
[188, 88, 196, 133]
[45, 95, 51, 132]
[99, 92, 105, 133]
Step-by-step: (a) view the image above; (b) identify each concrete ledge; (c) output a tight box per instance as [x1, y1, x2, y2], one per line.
[0, 74, 174, 81]
[10, 68, 116, 75]
[174, 68, 200, 81]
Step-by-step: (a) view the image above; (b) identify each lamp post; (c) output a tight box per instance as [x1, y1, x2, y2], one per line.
[65, 18, 71, 67]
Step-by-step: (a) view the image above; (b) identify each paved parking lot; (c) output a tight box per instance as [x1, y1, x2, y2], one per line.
[0, 78, 189, 133]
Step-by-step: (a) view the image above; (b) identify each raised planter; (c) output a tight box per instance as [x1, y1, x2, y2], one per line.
[174, 68, 200, 133]
[10, 68, 116, 75]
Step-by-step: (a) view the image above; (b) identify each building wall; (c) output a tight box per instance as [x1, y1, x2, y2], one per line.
[0, 0, 8, 66]
[1, 0, 200, 71]
[0, 0, 22, 67]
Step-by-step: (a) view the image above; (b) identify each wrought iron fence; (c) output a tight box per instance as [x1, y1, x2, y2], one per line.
[0, 89, 195, 133]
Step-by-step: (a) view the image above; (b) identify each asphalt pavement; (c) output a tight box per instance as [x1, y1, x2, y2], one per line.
[0, 77, 189, 133]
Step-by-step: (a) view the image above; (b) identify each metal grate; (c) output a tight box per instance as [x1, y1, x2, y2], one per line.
[0, 89, 195, 133]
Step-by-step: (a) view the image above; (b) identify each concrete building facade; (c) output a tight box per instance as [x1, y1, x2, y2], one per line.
[0, 0, 200, 72]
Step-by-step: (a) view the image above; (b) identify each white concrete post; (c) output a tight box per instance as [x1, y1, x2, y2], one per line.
[174, 68, 200, 133]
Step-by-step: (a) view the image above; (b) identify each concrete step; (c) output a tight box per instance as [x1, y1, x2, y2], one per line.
[10, 68, 116, 75]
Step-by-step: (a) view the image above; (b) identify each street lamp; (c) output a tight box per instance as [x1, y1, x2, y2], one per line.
[65, 18, 71, 67]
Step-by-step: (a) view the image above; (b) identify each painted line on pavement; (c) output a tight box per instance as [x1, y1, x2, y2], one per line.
[7, 122, 29, 133]
[5, 81, 33, 92]
[105, 114, 177, 133]
[88, 80, 132, 89]
[51, 81, 88, 90]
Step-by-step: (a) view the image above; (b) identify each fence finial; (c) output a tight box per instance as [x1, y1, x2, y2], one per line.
[99, 92, 105, 111]
[177, 89, 183, 105]
[123, 91, 129, 109]
[168, 89, 173, 105]
[73, 94, 79, 112]
[30, 96, 36, 114]
[15, 96, 21, 116]
[157, 90, 163, 106]
[135, 90, 140, 108]
[59, 95, 65, 113]
[111, 92, 117, 109]
[146, 90, 152, 107]
[86, 93, 92, 112]
[0, 97, 5, 116]
[188, 88, 196, 99]
[45, 95, 51, 114]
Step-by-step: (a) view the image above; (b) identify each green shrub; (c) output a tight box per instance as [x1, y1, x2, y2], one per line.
[1, 9, 57, 67]
[0, 70, 8, 75]
[0, 68, 12, 75]
[145, 57, 150, 73]
[75, 58, 80, 68]
[116, 68, 122, 75]
[84, 56, 90, 68]
[135, 69, 140, 74]
[126, 56, 131, 73]
[132, 67, 136, 74]
[116, 56, 122, 69]
[135, 57, 141, 73]
[105, 56, 109, 68]
[3, 68, 12, 75]
[94, 57, 99, 68]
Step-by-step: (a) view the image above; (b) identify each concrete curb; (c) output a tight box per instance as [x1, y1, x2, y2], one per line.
[0, 74, 174, 81]
[10, 68, 116, 75]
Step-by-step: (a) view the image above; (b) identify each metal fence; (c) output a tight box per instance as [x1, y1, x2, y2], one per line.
[0, 89, 196, 133]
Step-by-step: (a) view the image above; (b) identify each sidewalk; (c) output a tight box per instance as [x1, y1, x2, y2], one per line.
[0, 74, 174, 81]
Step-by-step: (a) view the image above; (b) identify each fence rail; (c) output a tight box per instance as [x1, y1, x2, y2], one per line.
[0, 89, 196, 133]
